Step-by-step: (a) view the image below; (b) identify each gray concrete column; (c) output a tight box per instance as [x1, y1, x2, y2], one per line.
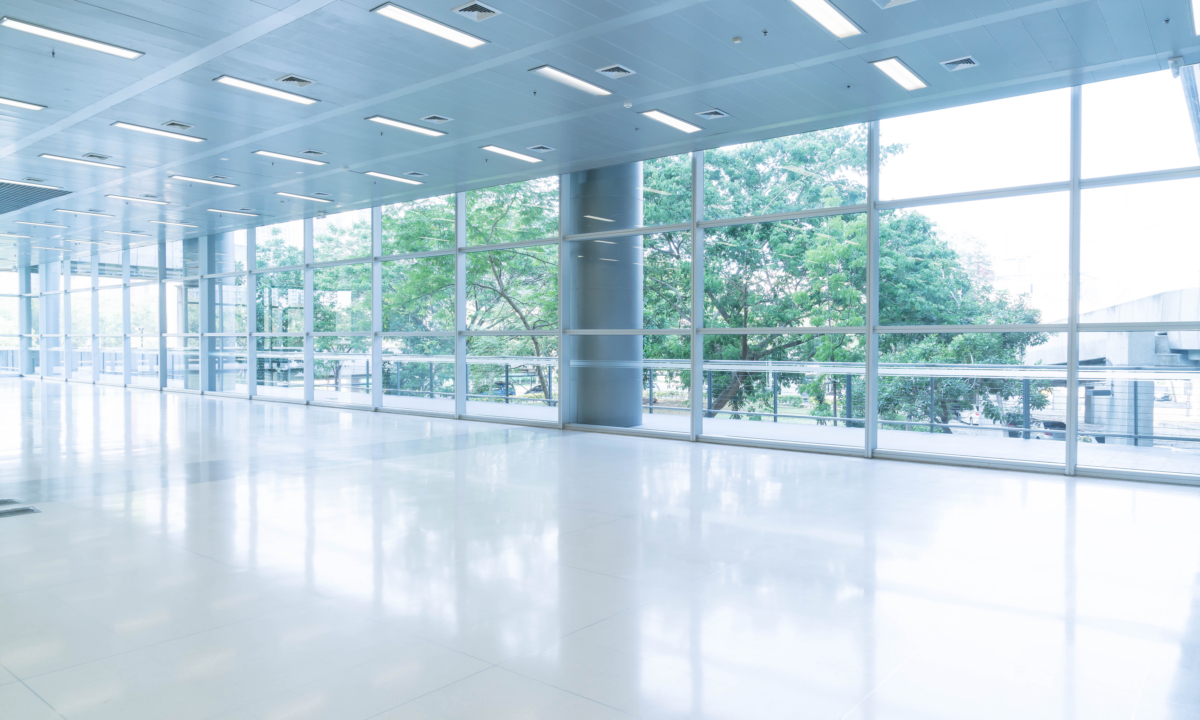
[567, 162, 643, 427]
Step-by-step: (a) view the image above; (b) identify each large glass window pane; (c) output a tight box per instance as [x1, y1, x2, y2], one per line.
[98, 288, 122, 335]
[881, 194, 1069, 326]
[0, 296, 17, 334]
[42, 336, 63, 378]
[467, 177, 558, 246]
[68, 336, 91, 377]
[68, 258, 92, 291]
[256, 270, 304, 333]
[1080, 179, 1200, 317]
[70, 291, 92, 334]
[466, 245, 558, 331]
[166, 238, 199, 278]
[208, 276, 246, 333]
[1073, 329, 1199, 478]
[166, 336, 199, 390]
[256, 220, 304, 269]
[0, 336, 16, 375]
[26, 335, 39, 374]
[1083, 69, 1200, 178]
[97, 250, 123, 286]
[130, 336, 159, 387]
[209, 230, 247, 274]
[165, 281, 200, 334]
[314, 209, 371, 263]
[382, 256, 454, 332]
[466, 335, 558, 422]
[568, 334, 691, 434]
[313, 336, 371, 405]
[255, 336, 303, 399]
[570, 231, 692, 331]
[880, 331, 1067, 465]
[881, 89, 1069, 200]
[130, 244, 158, 280]
[568, 154, 692, 233]
[705, 215, 865, 329]
[129, 283, 159, 335]
[98, 336, 123, 383]
[702, 333, 864, 446]
[0, 267, 17, 294]
[382, 336, 454, 413]
[208, 336, 248, 393]
[313, 264, 371, 333]
[705, 125, 867, 220]
[382, 195, 454, 254]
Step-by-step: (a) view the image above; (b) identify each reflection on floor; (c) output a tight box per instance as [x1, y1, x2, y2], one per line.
[1, 378, 1198, 720]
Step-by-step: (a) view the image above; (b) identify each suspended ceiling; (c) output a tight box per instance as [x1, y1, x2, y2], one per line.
[0, 0, 1197, 264]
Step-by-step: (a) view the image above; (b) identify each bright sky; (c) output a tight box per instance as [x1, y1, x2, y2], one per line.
[880, 69, 1200, 322]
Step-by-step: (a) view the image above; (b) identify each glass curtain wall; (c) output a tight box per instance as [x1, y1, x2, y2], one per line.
[10, 68, 1198, 483]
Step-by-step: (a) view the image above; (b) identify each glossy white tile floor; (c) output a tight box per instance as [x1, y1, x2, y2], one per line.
[1, 378, 1199, 720]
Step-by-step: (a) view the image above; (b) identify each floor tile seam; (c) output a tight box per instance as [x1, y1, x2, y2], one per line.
[13, 675, 68, 719]
[360, 664, 498, 720]
[836, 646, 921, 720]
[487, 664, 643, 718]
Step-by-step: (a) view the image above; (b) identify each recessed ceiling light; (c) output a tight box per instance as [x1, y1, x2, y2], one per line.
[529, 65, 611, 96]
[150, 220, 199, 228]
[0, 95, 44, 111]
[67, 238, 104, 244]
[107, 194, 169, 205]
[213, 75, 319, 105]
[55, 209, 112, 218]
[0, 17, 143, 59]
[0, 177, 61, 189]
[480, 145, 542, 163]
[103, 230, 150, 237]
[170, 175, 237, 187]
[639, 110, 702, 133]
[365, 170, 423, 185]
[0, 232, 31, 238]
[15, 220, 68, 228]
[253, 150, 327, 166]
[788, 0, 862, 39]
[207, 208, 259, 217]
[112, 121, 205, 142]
[370, 3, 487, 48]
[871, 57, 927, 90]
[277, 192, 331, 203]
[40, 153, 124, 170]
[366, 115, 446, 137]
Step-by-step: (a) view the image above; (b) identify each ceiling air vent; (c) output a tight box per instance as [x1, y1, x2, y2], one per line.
[596, 64, 636, 79]
[421, 115, 452, 124]
[301, 149, 326, 156]
[941, 56, 978, 72]
[313, 192, 332, 197]
[210, 175, 230, 180]
[452, 2, 500, 21]
[162, 120, 193, 131]
[404, 171, 427, 177]
[238, 208, 254, 213]
[696, 108, 729, 119]
[83, 153, 111, 161]
[277, 74, 314, 88]
[23, 177, 45, 183]
[526, 145, 555, 153]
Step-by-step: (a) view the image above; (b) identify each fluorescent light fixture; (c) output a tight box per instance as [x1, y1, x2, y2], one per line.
[480, 145, 541, 163]
[40, 153, 124, 170]
[0, 96, 44, 111]
[529, 65, 611, 96]
[365, 171, 423, 185]
[0, 17, 143, 59]
[55, 209, 112, 218]
[16, 220, 68, 228]
[103, 230, 149, 237]
[253, 150, 327, 166]
[789, 0, 861, 39]
[0, 232, 30, 238]
[0, 177, 61, 189]
[583, 215, 614, 222]
[871, 57, 927, 90]
[107, 194, 168, 205]
[639, 110, 702, 133]
[170, 175, 237, 187]
[371, 3, 487, 48]
[366, 115, 446, 137]
[277, 191, 331, 203]
[150, 220, 199, 228]
[112, 121, 205, 142]
[214, 76, 319, 105]
[207, 208, 258, 217]
[67, 239, 104, 244]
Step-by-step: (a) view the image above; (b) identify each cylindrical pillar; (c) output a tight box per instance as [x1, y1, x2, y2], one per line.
[568, 162, 643, 427]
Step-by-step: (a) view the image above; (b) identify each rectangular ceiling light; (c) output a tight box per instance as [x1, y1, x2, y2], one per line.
[365, 171, 423, 185]
[0, 96, 44, 111]
[112, 121, 205, 142]
[170, 175, 237, 187]
[0, 17, 143, 59]
[789, 0, 861, 39]
[529, 65, 611, 96]
[16, 220, 68, 228]
[150, 220, 199, 228]
[871, 57, 927, 90]
[107, 194, 168, 205]
[214, 76, 319, 105]
[253, 150, 327, 166]
[639, 110, 702, 133]
[0, 177, 60, 189]
[207, 208, 258, 217]
[0, 232, 31, 238]
[480, 145, 541, 163]
[55, 209, 112, 217]
[277, 191, 331, 203]
[366, 115, 446, 137]
[67, 238, 104, 244]
[371, 3, 487, 48]
[40, 153, 124, 170]
[104, 230, 149, 237]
